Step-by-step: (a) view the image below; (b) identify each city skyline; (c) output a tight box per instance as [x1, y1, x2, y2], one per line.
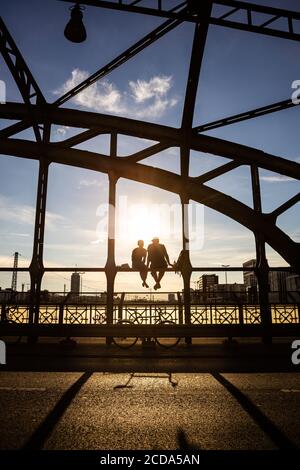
[1, 253, 297, 295]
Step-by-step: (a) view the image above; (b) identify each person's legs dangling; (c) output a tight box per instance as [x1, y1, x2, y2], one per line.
[156, 269, 166, 289]
[140, 267, 149, 288]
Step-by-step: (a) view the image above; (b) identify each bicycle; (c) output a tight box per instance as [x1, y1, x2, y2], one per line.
[112, 306, 181, 349]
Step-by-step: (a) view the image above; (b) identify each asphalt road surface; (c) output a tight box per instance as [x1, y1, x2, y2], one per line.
[0, 372, 299, 450]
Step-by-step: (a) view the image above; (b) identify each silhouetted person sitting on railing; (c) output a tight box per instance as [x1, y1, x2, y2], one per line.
[131, 240, 149, 288]
[147, 237, 172, 290]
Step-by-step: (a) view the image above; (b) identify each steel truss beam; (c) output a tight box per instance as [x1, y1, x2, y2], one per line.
[195, 99, 296, 133]
[193, 161, 240, 183]
[0, 17, 51, 328]
[0, 16, 46, 142]
[0, 17, 45, 106]
[1, 103, 299, 180]
[270, 193, 300, 221]
[55, 128, 109, 148]
[60, 0, 300, 42]
[0, 137, 299, 270]
[123, 142, 170, 163]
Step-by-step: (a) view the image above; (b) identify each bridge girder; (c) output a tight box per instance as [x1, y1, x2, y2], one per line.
[0, 136, 298, 270]
[1, 102, 300, 180]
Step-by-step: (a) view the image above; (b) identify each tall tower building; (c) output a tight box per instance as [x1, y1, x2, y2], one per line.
[70, 272, 80, 294]
[11, 252, 19, 291]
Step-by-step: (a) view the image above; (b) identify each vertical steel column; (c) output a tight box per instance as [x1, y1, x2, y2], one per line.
[179, 2, 212, 343]
[29, 156, 49, 326]
[251, 165, 272, 344]
[180, 144, 193, 344]
[29, 123, 51, 342]
[105, 133, 118, 343]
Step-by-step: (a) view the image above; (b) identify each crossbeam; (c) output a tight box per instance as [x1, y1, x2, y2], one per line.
[59, 0, 300, 42]
[0, 17, 46, 142]
[1, 103, 299, 180]
[195, 99, 295, 133]
[0, 266, 293, 272]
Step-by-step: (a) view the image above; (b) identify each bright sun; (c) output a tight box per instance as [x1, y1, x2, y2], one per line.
[117, 203, 165, 246]
[130, 212, 162, 242]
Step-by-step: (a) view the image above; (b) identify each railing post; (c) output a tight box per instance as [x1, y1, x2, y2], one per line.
[59, 304, 64, 325]
[1, 303, 6, 322]
[177, 291, 183, 324]
[255, 256, 271, 343]
[118, 292, 125, 320]
[238, 304, 244, 325]
[210, 304, 213, 324]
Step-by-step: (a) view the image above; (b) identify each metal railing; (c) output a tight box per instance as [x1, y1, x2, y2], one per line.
[1, 291, 299, 326]
[0, 266, 299, 341]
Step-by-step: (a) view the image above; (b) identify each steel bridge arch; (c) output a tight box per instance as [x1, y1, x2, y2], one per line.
[0, 131, 299, 270]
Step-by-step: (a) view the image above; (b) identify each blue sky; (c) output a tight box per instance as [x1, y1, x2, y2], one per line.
[0, 0, 299, 292]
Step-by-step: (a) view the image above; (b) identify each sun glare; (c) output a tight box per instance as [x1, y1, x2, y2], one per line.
[119, 206, 163, 245]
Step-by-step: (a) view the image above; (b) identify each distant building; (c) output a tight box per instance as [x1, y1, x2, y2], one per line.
[286, 275, 300, 303]
[269, 271, 289, 292]
[70, 272, 80, 294]
[243, 258, 299, 303]
[269, 271, 290, 302]
[243, 259, 257, 288]
[197, 274, 218, 292]
[208, 283, 246, 302]
[286, 274, 300, 291]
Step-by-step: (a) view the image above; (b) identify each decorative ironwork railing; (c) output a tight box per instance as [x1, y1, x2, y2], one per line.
[1, 296, 299, 326]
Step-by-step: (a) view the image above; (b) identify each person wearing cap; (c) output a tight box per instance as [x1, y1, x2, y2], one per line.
[131, 240, 149, 288]
[147, 237, 172, 290]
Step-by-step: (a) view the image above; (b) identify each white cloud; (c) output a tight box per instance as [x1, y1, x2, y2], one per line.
[0, 195, 35, 225]
[0, 194, 64, 230]
[54, 69, 177, 119]
[134, 96, 176, 119]
[78, 179, 103, 189]
[8, 232, 30, 237]
[129, 76, 172, 103]
[260, 175, 295, 183]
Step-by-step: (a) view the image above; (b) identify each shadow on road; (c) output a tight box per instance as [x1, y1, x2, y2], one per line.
[113, 372, 178, 389]
[22, 372, 93, 450]
[212, 372, 298, 450]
